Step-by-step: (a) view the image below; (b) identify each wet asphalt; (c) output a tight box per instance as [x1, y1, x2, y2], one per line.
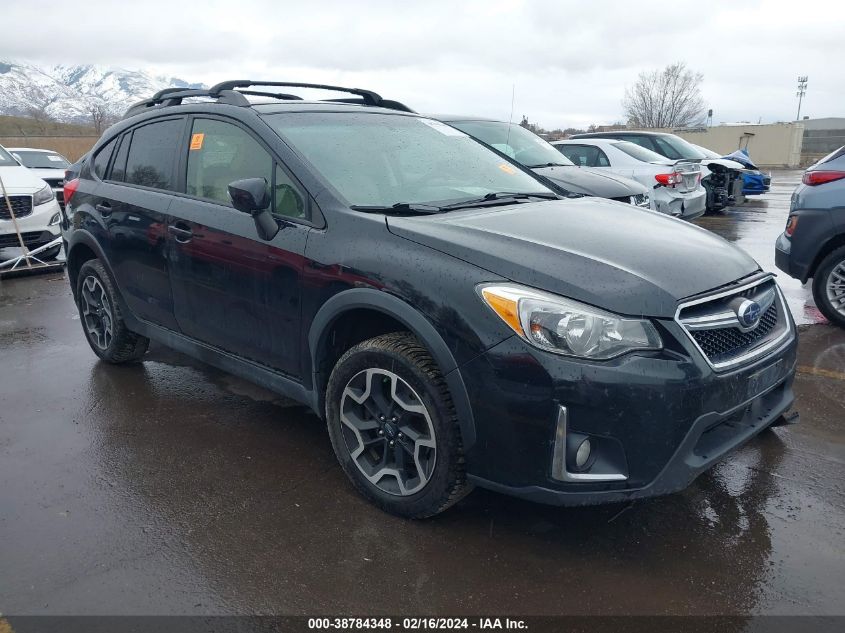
[0, 170, 843, 617]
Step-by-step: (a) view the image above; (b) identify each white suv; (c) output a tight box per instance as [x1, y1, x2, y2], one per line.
[0, 144, 63, 260]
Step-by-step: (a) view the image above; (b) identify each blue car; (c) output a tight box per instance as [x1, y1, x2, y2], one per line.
[721, 149, 771, 195]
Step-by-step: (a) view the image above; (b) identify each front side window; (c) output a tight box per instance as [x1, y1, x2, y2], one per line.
[448, 120, 575, 168]
[124, 119, 183, 190]
[186, 119, 273, 206]
[263, 112, 554, 209]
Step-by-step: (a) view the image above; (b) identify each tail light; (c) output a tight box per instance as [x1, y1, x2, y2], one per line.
[802, 171, 845, 186]
[655, 172, 681, 186]
[63, 178, 80, 204]
[785, 215, 799, 237]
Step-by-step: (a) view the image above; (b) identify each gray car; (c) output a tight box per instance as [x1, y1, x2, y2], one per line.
[775, 146, 845, 327]
[435, 116, 651, 208]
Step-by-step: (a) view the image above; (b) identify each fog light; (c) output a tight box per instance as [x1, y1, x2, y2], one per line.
[49, 212, 61, 226]
[575, 438, 591, 469]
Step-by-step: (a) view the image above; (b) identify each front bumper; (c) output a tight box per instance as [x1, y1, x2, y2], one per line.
[0, 199, 62, 251]
[459, 323, 797, 506]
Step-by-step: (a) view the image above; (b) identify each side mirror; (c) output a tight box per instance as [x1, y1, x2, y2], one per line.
[227, 178, 279, 241]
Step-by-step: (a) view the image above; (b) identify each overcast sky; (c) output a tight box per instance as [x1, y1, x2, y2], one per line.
[2, 0, 843, 129]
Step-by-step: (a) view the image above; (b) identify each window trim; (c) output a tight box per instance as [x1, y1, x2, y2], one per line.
[177, 113, 321, 228]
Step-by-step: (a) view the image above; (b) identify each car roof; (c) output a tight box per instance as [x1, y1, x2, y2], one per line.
[5, 147, 60, 153]
[430, 114, 504, 123]
[572, 131, 668, 138]
[553, 138, 621, 146]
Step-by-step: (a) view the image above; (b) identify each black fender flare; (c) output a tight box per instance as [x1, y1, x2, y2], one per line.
[308, 288, 477, 450]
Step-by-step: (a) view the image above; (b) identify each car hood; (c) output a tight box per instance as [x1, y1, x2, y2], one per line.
[701, 158, 744, 171]
[0, 166, 49, 194]
[25, 167, 66, 182]
[386, 198, 759, 318]
[532, 165, 647, 197]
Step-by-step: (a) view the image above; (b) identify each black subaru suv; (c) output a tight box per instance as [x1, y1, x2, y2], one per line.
[62, 81, 797, 518]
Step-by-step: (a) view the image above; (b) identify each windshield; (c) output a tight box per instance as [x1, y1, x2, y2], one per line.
[651, 134, 707, 160]
[0, 146, 19, 167]
[447, 120, 575, 168]
[612, 141, 670, 163]
[263, 112, 554, 208]
[11, 150, 70, 169]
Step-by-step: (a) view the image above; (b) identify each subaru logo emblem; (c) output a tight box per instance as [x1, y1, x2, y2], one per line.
[736, 299, 762, 329]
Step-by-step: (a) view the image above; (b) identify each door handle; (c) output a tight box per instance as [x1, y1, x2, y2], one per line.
[168, 223, 193, 243]
[95, 202, 112, 217]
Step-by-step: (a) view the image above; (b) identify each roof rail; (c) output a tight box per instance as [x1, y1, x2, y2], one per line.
[208, 80, 385, 106]
[123, 81, 415, 120]
[123, 88, 249, 119]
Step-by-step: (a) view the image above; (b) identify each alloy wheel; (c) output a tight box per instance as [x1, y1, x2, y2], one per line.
[340, 368, 437, 496]
[825, 259, 845, 317]
[80, 275, 114, 350]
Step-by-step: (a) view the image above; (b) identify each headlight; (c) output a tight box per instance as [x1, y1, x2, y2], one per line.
[33, 183, 55, 206]
[479, 284, 662, 359]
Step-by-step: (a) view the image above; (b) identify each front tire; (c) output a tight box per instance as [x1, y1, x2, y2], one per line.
[812, 246, 845, 328]
[76, 259, 150, 363]
[325, 332, 471, 518]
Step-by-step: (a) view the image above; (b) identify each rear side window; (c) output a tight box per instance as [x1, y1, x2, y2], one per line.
[613, 141, 667, 163]
[110, 134, 130, 182]
[92, 138, 116, 180]
[124, 119, 184, 190]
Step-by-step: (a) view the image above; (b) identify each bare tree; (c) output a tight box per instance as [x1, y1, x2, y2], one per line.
[89, 103, 113, 134]
[623, 62, 707, 128]
[25, 104, 53, 133]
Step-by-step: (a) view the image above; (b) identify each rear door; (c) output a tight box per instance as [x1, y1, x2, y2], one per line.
[95, 117, 185, 330]
[166, 116, 311, 376]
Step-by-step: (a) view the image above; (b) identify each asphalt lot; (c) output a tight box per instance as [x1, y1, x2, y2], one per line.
[0, 169, 843, 617]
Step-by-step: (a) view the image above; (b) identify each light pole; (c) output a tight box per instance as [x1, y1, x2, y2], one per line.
[796, 76, 808, 120]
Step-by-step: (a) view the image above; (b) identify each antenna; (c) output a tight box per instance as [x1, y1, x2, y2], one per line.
[506, 83, 515, 148]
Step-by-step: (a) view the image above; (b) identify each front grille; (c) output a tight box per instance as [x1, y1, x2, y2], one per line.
[0, 231, 50, 248]
[0, 196, 33, 220]
[677, 277, 791, 370]
[689, 302, 779, 364]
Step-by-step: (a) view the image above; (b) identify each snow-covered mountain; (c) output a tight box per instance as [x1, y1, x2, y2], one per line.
[0, 60, 205, 123]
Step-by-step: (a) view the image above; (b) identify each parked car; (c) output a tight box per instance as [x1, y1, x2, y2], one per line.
[432, 116, 650, 208]
[720, 148, 771, 196]
[571, 131, 744, 212]
[7, 147, 70, 210]
[0, 144, 63, 260]
[63, 81, 797, 518]
[776, 146, 845, 327]
[552, 139, 707, 219]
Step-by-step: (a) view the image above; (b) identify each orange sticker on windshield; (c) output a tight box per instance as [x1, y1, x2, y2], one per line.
[190, 133, 204, 150]
[498, 163, 516, 174]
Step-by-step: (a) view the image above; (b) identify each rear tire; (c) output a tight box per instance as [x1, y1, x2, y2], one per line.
[76, 259, 150, 363]
[325, 332, 471, 518]
[812, 246, 845, 328]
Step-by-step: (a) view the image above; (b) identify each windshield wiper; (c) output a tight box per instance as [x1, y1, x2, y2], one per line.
[525, 162, 572, 168]
[350, 202, 445, 215]
[440, 191, 559, 210]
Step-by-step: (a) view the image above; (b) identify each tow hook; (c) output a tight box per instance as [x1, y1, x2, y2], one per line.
[771, 410, 800, 427]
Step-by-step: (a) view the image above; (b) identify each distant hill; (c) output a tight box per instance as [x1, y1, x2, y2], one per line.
[0, 60, 205, 124]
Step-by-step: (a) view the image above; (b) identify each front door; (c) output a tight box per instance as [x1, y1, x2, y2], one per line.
[167, 117, 311, 377]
